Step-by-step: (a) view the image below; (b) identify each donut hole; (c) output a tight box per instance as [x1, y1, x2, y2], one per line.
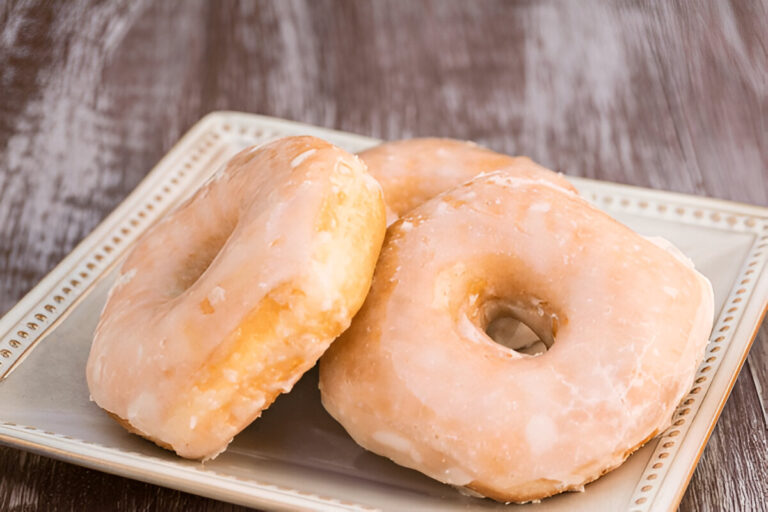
[482, 301, 557, 356]
[486, 317, 548, 356]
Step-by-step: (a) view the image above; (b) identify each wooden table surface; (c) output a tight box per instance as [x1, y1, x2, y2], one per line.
[1, 1, 766, 510]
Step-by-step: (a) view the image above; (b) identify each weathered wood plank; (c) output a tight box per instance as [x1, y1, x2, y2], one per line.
[0, 0, 765, 510]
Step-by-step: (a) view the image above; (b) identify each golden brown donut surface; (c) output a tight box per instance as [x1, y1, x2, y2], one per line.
[87, 136, 386, 459]
[358, 138, 576, 222]
[319, 170, 713, 502]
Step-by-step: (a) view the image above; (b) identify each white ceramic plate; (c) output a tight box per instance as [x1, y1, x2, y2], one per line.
[0, 112, 766, 512]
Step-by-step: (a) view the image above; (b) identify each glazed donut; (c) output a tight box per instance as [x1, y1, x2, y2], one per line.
[87, 136, 386, 459]
[358, 138, 577, 222]
[319, 170, 713, 502]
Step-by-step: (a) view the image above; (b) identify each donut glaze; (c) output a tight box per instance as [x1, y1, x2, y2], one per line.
[358, 138, 576, 222]
[87, 136, 386, 459]
[319, 171, 714, 502]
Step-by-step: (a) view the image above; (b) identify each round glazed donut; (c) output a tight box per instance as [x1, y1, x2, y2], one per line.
[87, 136, 386, 459]
[358, 138, 577, 222]
[319, 171, 714, 502]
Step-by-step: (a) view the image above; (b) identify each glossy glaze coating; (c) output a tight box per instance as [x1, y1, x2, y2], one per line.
[359, 138, 576, 223]
[87, 136, 386, 459]
[320, 171, 713, 502]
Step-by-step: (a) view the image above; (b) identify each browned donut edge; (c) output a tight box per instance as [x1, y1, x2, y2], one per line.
[106, 411, 177, 455]
[466, 427, 662, 503]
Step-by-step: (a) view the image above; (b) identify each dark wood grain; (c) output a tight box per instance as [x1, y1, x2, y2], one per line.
[1, 1, 766, 510]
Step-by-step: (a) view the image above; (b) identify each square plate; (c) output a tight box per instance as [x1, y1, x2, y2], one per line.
[0, 112, 766, 512]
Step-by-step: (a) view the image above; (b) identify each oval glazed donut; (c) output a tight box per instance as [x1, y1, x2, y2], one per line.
[87, 136, 386, 459]
[358, 138, 577, 222]
[319, 171, 714, 502]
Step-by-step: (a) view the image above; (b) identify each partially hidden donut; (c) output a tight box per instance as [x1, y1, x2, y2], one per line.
[319, 170, 714, 502]
[87, 136, 386, 459]
[358, 138, 577, 223]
